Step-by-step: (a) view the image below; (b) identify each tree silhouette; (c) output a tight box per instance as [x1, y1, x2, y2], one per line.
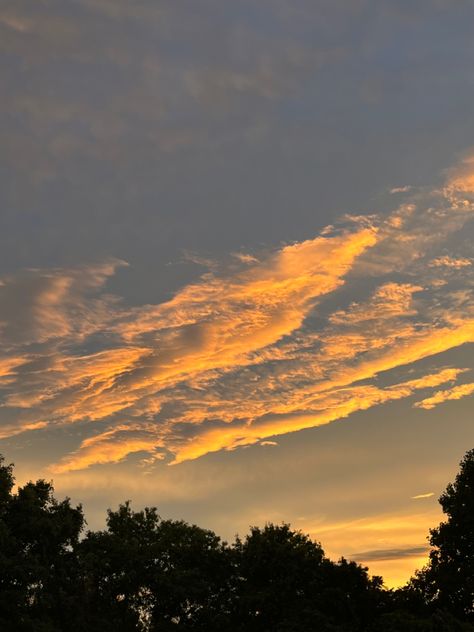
[2, 451, 474, 631]
[232, 523, 383, 631]
[0, 455, 84, 631]
[79, 501, 233, 630]
[415, 449, 474, 620]
[232, 523, 326, 630]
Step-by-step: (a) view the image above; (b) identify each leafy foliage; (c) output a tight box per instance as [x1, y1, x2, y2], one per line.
[413, 449, 474, 620]
[1, 450, 474, 631]
[0, 455, 84, 631]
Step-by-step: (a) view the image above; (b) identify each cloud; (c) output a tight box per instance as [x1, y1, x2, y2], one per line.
[0, 259, 126, 344]
[1, 156, 474, 471]
[414, 382, 474, 410]
[52, 425, 162, 474]
[167, 368, 466, 465]
[445, 153, 474, 205]
[429, 256, 472, 269]
[390, 185, 412, 194]
[0, 14, 30, 33]
[0, 419, 48, 441]
[0, 0, 349, 182]
[0, 356, 28, 384]
[231, 252, 260, 264]
[302, 509, 440, 587]
[351, 546, 429, 562]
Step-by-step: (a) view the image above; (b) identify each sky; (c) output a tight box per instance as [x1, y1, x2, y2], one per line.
[1, 0, 474, 588]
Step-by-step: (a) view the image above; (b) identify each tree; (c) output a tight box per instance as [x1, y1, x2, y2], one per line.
[415, 449, 474, 620]
[79, 501, 234, 630]
[232, 523, 327, 631]
[232, 523, 383, 631]
[318, 557, 384, 630]
[3, 449, 474, 631]
[0, 455, 84, 632]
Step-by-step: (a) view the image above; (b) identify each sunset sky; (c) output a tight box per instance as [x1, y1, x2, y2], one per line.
[1, 0, 474, 587]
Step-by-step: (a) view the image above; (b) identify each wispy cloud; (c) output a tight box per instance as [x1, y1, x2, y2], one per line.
[414, 382, 474, 410]
[1, 157, 474, 471]
[411, 492, 435, 500]
[351, 546, 429, 562]
[429, 256, 472, 269]
[302, 509, 439, 587]
[389, 185, 412, 194]
[0, 0, 348, 178]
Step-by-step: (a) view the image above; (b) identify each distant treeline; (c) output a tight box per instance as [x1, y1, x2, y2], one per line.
[1, 450, 474, 632]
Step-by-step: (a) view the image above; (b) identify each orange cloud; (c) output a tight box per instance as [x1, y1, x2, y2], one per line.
[443, 152, 474, 212]
[1, 156, 474, 472]
[168, 368, 465, 464]
[445, 153, 474, 198]
[0, 355, 28, 384]
[51, 425, 160, 474]
[0, 420, 48, 440]
[414, 381, 474, 410]
[303, 510, 439, 588]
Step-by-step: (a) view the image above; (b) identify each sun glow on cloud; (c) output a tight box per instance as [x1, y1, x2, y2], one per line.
[411, 492, 435, 500]
[304, 509, 439, 588]
[1, 157, 474, 472]
[414, 382, 474, 410]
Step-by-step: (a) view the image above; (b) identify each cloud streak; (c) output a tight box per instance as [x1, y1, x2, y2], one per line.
[302, 509, 440, 588]
[411, 492, 435, 500]
[414, 382, 474, 410]
[1, 157, 474, 471]
[351, 546, 429, 562]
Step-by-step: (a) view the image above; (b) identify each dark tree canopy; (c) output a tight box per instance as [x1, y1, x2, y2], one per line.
[0, 455, 84, 632]
[414, 449, 474, 620]
[2, 451, 474, 631]
[79, 502, 233, 630]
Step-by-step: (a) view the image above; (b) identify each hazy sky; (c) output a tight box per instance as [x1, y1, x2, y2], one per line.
[2, 0, 474, 587]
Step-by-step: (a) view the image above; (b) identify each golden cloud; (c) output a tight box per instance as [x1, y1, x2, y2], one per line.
[168, 368, 465, 465]
[1, 157, 474, 471]
[303, 509, 440, 588]
[52, 425, 162, 474]
[414, 381, 474, 410]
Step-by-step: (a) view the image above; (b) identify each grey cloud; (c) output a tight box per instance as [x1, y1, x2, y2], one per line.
[351, 546, 429, 562]
[1, 0, 474, 283]
[0, 260, 125, 345]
